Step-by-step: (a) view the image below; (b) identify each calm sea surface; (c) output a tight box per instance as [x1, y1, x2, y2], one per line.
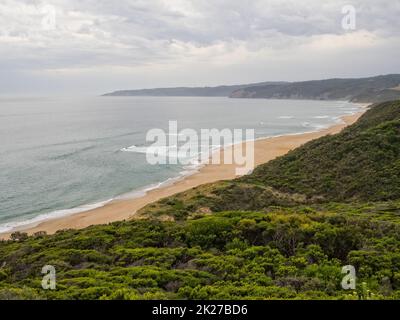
[0, 96, 361, 232]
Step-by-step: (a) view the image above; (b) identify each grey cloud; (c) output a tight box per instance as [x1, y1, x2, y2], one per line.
[0, 0, 399, 94]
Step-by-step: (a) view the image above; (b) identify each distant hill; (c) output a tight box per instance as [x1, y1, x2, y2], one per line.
[230, 74, 400, 103]
[103, 82, 285, 97]
[103, 75, 400, 103]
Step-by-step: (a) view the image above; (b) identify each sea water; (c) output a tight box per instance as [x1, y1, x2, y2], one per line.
[0, 96, 362, 232]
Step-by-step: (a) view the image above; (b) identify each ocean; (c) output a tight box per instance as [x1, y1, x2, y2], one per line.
[0, 96, 362, 232]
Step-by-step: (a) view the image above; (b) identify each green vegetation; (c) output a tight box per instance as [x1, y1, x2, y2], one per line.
[1, 100, 400, 300]
[245, 100, 400, 202]
[139, 100, 400, 220]
[1, 205, 400, 299]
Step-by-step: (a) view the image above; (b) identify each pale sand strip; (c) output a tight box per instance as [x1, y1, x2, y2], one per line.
[0, 110, 367, 239]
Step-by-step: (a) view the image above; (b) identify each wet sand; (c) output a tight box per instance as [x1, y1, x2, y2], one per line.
[0, 109, 367, 239]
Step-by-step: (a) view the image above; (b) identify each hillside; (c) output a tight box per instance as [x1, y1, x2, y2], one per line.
[230, 75, 400, 103]
[138, 100, 400, 220]
[1, 100, 400, 300]
[244, 100, 400, 202]
[103, 82, 284, 97]
[102, 75, 400, 102]
[1, 204, 400, 300]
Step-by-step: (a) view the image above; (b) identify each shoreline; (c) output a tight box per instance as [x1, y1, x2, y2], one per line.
[0, 105, 369, 239]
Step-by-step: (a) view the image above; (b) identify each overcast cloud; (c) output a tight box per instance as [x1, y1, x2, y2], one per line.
[0, 0, 399, 95]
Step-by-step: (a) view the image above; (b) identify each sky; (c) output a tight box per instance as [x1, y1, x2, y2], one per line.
[0, 0, 399, 95]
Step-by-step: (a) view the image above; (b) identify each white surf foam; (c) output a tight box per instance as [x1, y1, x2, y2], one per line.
[278, 116, 294, 119]
[0, 199, 113, 234]
[313, 115, 330, 119]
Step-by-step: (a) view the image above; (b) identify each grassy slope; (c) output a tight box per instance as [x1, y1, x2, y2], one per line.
[245, 100, 400, 202]
[138, 100, 400, 220]
[1, 101, 400, 300]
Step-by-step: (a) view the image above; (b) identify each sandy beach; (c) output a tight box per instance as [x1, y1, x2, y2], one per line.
[0, 108, 367, 239]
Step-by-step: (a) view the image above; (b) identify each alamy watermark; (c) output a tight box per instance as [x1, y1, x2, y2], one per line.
[142, 121, 255, 176]
[41, 265, 56, 290]
[341, 265, 356, 290]
[40, 5, 57, 31]
[341, 5, 357, 30]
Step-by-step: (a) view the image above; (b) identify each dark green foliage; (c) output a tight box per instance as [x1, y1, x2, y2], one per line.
[1, 206, 400, 299]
